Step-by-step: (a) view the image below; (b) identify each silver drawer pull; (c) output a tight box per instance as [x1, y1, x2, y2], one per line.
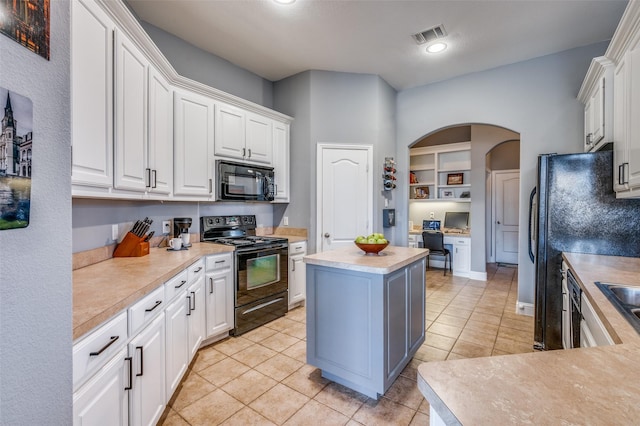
[242, 298, 284, 315]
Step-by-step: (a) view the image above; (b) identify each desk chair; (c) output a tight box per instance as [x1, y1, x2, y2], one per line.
[422, 231, 451, 275]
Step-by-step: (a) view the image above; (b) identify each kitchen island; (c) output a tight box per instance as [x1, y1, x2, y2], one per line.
[418, 252, 640, 425]
[304, 245, 429, 399]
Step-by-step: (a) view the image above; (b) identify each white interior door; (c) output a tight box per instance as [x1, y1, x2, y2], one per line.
[317, 144, 372, 252]
[494, 171, 520, 264]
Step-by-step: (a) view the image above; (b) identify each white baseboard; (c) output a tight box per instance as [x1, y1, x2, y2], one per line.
[468, 270, 487, 281]
[515, 302, 534, 317]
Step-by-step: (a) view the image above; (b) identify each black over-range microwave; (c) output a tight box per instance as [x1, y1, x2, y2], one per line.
[216, 160, 275, 202]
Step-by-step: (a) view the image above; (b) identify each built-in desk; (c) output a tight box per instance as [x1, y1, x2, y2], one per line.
[409, 230, 470, 277]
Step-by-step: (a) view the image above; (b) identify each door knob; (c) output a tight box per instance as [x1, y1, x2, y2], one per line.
[324, 233, 330, 238]
[497, 221, 501, 224]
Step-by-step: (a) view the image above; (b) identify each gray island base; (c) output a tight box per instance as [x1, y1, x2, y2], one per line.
[303, 245, 429, 399]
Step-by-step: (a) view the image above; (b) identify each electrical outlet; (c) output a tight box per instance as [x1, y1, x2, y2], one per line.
[162, 220, 171, 235]
[283, 216, 289, 226]
[429, 212, 435, 219]
[111, 224, 119, 241]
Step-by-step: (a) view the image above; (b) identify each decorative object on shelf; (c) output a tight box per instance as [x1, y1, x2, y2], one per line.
[410, 171, 419, 184]
[447, 173, 464, 185]
[460, 191, 470, 198]
[414, 186, 429, 199]
[442, 190, 455, 198]
[383, 157, 396, 190]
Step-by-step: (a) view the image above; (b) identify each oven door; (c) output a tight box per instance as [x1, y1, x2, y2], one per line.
[235, 245, 288, 307]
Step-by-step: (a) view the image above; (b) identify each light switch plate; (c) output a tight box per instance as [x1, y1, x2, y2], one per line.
[162, 220, 171, 234]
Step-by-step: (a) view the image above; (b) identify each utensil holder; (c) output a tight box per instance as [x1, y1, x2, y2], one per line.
[113, 232, 150, 257]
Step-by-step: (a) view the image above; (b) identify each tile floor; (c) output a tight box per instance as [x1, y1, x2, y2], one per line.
[161, 264, 534, 426]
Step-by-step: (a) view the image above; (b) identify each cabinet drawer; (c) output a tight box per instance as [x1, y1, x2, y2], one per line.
[73, 310, 128, 389]
[188, 259, 205, 282]
[164, 269, 188, 302]
[129, 285, 165, 336]
[452, 238, 469, 246]
[289, 241, 307, 255]
[206, 253, 232, 271]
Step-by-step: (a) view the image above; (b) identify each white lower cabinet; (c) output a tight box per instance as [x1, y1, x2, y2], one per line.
[73, 347, 129, 426]
[288, 241, 307, 308]
[580, 293, 614, 348]
[187, 275, 206, 358]
[451, 237, 470, 275]
[164, 294, 188, 401]
[205, 253, 234, 338]
[128, 313, 166, 426]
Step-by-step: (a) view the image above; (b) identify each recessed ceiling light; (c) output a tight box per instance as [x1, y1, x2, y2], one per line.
[273, 0, 296, 4]
[426, 42, 447, 54]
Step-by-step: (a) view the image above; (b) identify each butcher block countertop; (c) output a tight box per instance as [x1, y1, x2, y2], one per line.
[303, 245, 428, 274]
[73, 243, 233, 340]
[418, 252, 640, 425]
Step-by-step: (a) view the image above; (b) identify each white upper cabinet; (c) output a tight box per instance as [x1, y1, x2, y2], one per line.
[71, 0, 114, 188]
[114, 29, 149, 192]
[147, 68, 174, 196]
[173, 90, 215, 198]
[578, 57, 614, 152]
[272, 122, 290, 202]
[215, 103, 274, 165]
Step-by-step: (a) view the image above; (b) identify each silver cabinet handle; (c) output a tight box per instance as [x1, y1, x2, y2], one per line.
[248, 148, 252, 158]
[242, 147, 246, 157]
[291, 259, 295, 272]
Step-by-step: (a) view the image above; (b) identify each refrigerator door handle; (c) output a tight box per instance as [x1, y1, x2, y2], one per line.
[528, 187, 537, 263]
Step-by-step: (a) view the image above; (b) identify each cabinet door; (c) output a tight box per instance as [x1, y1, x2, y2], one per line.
[114, 29, 148, 192]
[147, 67, 173, 195]
[583, 101, 593, 152]
[614, 58, 628, 193]
[173, 90, 214, 197]
[245, 113, 273, 164]
[129, 314, 165, 426]
[73, 347, 128, 426]
[385, 269, 408, 380]
[164, 295, 188, 401]
[452, 242, 470, 274]
[205, 267, 234, 338]
[627, 45, 640, 190]
[289, 255, 306, 306]
[590, 77, 605, 145]
[187, 275, 206, 360]
[272, 122, 290, 202]
[71, 0, 114, 188]
[214, 103, 246, 160]
[407, 259, 426, 354]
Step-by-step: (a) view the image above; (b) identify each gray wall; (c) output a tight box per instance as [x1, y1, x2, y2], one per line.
[274, 71, 397, 253]
[397, 42, 608, 306]
[489, 140, 520, 170]
[0, 1, 72, 423]
[140, 21, 274, 108]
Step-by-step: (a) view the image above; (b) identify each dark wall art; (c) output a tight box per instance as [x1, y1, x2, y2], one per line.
[0, 87, 33, 230]
[0, 0, 50, 60]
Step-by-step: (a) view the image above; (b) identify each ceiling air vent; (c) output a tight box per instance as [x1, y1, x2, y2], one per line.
[412, 25, 447, 45]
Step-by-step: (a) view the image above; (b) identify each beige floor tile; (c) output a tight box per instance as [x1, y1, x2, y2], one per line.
[160, 408, 189, 426]
[242, 325, 279, 343]
[215, 336, 255, 356]
[399, 359, 419, 381]
[199, 357, 251, 387]
[446, 352, 467, 360]
[191, 345, 227, 372]
[260, 332, 300, 352]
[450, 339, 493, 358]
[494, 336, 535, 354]
[463, 319, 500, 335]
[281, 322, 307, 340]
[231, 343, 278, 367]
[497, 326, 533, 344]
[221, 369, 278, 405]
[255, 353, 304, 381]
[417, 398, 430, 414]
[314, 382, 368, 418]
[352, 397, 417, 426]
[281, 340, 307, 363]
[178, 389, 244, 426]
[219, 406, 276, 426]
[500, 317, 534, 332]
[346, 420, 365, 426]
[286, 307, 307, 323]
[414, 344, 449, 362]
[250, 383, 310, 425]
[410, 411, 430, 425]
[382, 375, 425, 410]
[170, 370, 217, 411]
[492, 348, 511, 356]
[469, 311, 502, 326]
[265, 316, 300, 332]
[434, 313, 468, 328]
[282, 365, 330, 398]
[424, 332, 457, 352]
[425, 310, 440, 321]
[458, 327, 497, 348]
[440, 306, 473, 319]
[428, 322, 463, 339]
[284, 399, 350, 426]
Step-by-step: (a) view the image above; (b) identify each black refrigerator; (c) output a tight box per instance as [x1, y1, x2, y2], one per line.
[530, 150, 640, 350]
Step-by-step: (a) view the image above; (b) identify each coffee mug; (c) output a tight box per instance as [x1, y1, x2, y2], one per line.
[169, 238, 183, 250]
[181, 233, 191, 246]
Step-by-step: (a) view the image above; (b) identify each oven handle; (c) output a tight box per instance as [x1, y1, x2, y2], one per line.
[241, 297, 285, 315]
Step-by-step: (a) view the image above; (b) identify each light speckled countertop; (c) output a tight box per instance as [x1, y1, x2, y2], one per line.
[73, 243, 234, 340]
[418, 252, 640, 425]
[304, 245, 428, 274]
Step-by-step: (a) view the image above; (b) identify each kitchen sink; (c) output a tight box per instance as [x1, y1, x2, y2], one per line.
[595, 282, 640, 335]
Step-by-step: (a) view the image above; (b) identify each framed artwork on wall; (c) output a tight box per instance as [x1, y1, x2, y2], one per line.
[447, 173, 464, 185]
[0, 0, 50, 60]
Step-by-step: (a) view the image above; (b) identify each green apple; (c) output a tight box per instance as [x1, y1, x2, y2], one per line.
[367, 238, 376, 244]
[377, 238, 388, 244]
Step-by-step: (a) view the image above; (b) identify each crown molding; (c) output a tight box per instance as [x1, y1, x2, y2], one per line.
[577, 56, 614, 103]
[605, 0, 640, 63]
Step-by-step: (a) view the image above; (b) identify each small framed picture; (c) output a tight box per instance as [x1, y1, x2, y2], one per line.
[447, 173, 464, 185]
[442, 190, 455, 199]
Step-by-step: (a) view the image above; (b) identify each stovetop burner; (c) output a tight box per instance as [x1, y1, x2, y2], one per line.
[200, 215, 288, 249]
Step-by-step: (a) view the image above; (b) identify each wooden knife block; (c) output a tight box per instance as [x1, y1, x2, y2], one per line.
[113, 232, 150, 257]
